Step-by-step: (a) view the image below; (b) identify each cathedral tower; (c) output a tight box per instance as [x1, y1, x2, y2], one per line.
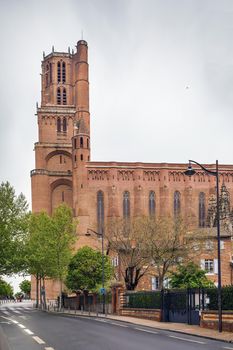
[31, 40, 90, 217]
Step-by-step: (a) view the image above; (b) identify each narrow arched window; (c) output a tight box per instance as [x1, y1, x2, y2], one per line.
[63, 88, 67, 105]
[149, 191, 155, 217]
[199, 192, 205, 227]
[80, 137, 83, 148]
[62, 62, 66, 83]
[57, 88, 61, 105]
[57, 117, 61, 132]
[174, 191, 181, 217]
[80, 154, 83, 161]
[49, 62, 52, 83]
[63, 117, 67, 132]
[45, 64, 49, 87]
[45, 74, 49, 88]
[57, 62, 61, 83]
[74, 138, 77, 149]
[97, 191, 104, 235]
[87, 138, 89, 148]
[123, 191, 130, 219]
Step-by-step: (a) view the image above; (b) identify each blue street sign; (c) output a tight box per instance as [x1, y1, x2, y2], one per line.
[100, 288, 106, 295]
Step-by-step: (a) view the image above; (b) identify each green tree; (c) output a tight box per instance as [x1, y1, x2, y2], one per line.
[170, 262, 215, 288]
[26, 211, 53, 307]
[19, 280, 31, 297]
[46, 205, 76, 309]
[0, 278, 14, 298]
[66, 246, 113, 292]
[26, 205, 76, 308]
[0, 182, 29, 275]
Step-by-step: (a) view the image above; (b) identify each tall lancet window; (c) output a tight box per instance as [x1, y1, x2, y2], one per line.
[97, 191, 104, 235]
[57, 117, 61, 132]
[123, 191, 130, 219]
[57, 62, 61, 83]
[149, 191, 156, 217]
[57, 88, 61, 105]
[63, 117, 67, 132]
[199, 192, 205, 227]
[62, 62, 66, 83]
[63, 88, 67, 105]
[174, 191, 181, 217]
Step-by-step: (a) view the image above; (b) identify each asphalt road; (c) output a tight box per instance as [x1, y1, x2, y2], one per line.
[0, 302, 233, 350]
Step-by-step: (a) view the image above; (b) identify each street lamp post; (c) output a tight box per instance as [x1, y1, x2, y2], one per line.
[184, 159, 222, 333]
[86, 228, 105, 314]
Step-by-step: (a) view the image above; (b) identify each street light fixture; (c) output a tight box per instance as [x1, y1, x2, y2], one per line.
[86, 228, 105, 314]
[184, 159, 222, 332]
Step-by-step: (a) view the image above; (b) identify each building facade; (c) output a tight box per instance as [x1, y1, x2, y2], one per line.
[31, 40, 233, 299]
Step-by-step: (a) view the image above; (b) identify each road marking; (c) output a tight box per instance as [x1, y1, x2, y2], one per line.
[169, 335, 205, 344]
[0, 316, 11, 321]
[45, 348, 55, 350]
[95, 319, 107, 322]
[24, 329, 34, 335]
[0, 321, 11, 324]
[135, 327, 158, 334]
[109, 322, 128, 328]
[2, 311, 10, 315]
[223, 347, 233, 350]
[33, 336, 45, 344]
[13, 310, 22, 314]
[18, 324, 26, 329]
[11, 320, 19, 324]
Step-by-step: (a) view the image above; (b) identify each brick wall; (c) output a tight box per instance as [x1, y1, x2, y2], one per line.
[201, 311, 233, 332]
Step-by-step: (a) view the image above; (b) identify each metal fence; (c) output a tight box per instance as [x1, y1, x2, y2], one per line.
[61, 292, 112, 314]
[122, 288, 228, 325]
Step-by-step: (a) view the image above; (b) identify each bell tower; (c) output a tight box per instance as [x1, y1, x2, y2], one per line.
[31, 42, 85, 215]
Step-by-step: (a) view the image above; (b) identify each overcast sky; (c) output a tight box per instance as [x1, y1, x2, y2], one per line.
[1, 0, 233, 205]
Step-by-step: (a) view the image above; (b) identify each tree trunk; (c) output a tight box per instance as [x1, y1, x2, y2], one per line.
[39, 277, 42, 308]
[36, 274, 39, 308]
[59, 279, 63, 311]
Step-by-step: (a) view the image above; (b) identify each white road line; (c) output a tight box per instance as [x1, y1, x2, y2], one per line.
[11, 320, 19, 324]
[109, 322, 128, 328]
[18, 324, 26, 329]
[13, 310, 22, 314]
[45, 348, 55, 350]
[2, 311, 10, 315]
[169, 335, 205, 344]
[33, 336, 45, 344]
[0, 316, 11, 321]
[95, 319, 107, 322]
[223, 347, 233, 350]
[135, 327, 158, 334]
[24, 329, 34, 335]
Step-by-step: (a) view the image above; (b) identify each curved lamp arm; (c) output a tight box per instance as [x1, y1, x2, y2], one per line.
[189, 159, 217, 177]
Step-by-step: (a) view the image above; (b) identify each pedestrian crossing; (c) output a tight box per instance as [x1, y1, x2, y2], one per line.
[0, 306, 35, 317]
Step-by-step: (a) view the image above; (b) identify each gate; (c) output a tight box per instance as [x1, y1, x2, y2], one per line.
[162, 289, 202, 325]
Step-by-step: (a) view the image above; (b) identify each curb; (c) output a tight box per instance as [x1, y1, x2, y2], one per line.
[44, 309, 233, 344]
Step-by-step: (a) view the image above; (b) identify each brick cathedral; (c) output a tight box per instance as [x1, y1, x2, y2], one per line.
[31, 40, 233, 299]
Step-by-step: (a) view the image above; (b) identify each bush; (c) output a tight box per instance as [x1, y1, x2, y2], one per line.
[207, 286, 233, 310]
[125, 291, 161, 309]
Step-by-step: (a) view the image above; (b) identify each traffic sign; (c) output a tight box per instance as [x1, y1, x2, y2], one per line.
[100, 288, 106, 295]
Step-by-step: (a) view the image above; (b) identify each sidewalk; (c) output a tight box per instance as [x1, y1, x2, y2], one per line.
[48, 308, 233, 343]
